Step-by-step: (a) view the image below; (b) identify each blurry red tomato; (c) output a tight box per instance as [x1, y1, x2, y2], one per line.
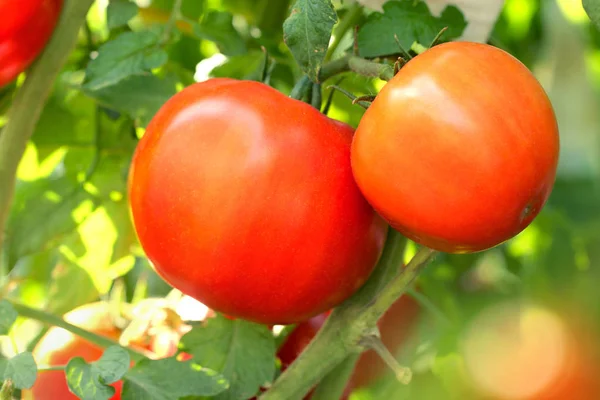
[0, 0, 62, 87]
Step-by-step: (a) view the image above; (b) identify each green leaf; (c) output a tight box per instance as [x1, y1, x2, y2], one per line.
[6, 176, 100, 266]
[107, 1, 138, 30]
[283, 0, 338, 82]
[66, 346, 130, 400]
[0, 352, 37, 389]
[210, 50, 265, 81]
[357, 0, 466, 58]
[181, 316, 276, 400]
[47, 260, 100, 315]
[93, 347, 131, 385]
[87, 74, 177, 127]
[583, 0, 600, 30]
[84, 30, 168, 91]
[0, 300, 18, 336]
[122, 358, 228, 399]
[193, 11, 247, 56]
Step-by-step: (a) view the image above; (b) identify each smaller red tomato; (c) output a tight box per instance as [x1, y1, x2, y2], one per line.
[352, 42, 559, 253]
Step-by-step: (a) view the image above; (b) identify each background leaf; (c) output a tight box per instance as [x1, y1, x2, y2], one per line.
[84, 30, 168, 91]
[122, 358, 228, 399]
[107, 1, 139, 30]
[357, 0, 466, 58]
[0, 301, 18, 336]
[0, 352, 37, 390]
[283, 0, 338, 81]
[181, 315, 276, 400]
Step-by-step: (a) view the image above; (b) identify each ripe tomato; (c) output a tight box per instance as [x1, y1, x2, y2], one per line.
[128, 79, 387, 325]
[352, 42, 559, 253]
[23, 300, 189, 400]
[270, 294, 420, 399]
[0, 0, 62, 88]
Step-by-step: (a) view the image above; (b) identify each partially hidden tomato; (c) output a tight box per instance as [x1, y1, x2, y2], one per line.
[128, 78, 388, 325]
[0, 0, 62, 88]
[23, 301, 187, 400]
[271, 294, 420, 399]
[351, 42, 559, 253]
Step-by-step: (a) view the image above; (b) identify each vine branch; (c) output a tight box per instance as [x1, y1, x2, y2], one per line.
[260, 229, 437, 400]
[8, 301, 150, 362]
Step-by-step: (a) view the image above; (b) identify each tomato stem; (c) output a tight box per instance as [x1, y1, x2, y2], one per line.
[310, 353, 359, 400]
[360, 335, 412, 385]
[325, 4, 363, 62]
[0, 0, 96, 268]
[8, 301, 151, 362]
[260, 234, 437, 400]
[0, 379, 13, 400]
[289, 75, 312, 101]
[364, 246, 437, 323]
[37, 365, 67, 372]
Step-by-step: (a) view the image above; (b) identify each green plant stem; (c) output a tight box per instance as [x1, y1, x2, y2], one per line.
[0, 379, 12, 400]
[360, 335, 411, 384]
[363, 247, 437, 322]
[0, 0, 95, 264]
[325, 4, 363, 62]
[261, 233, 437, 400]
[311, 354, 359, 400]
[290, 75, 312, 100]
[318, 55, 394, 83]
[37, 365, 66, 372]
[8, 301, 150, 362]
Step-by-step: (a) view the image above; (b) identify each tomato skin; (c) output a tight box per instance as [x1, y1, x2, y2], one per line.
[352, 42, 559, 253]
[0, 0, 62, 88]
[128, 79, 387, 325]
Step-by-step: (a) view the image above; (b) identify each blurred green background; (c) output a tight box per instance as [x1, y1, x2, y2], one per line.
[1, 0, 599, 399]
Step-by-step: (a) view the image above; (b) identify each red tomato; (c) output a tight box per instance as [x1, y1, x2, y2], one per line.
[0, 0, 62, 87]
[270, 294, 420, 399]
[0, 0, 45, 38]
[351, 42, 559, 253]
[128, 79, 387, 325]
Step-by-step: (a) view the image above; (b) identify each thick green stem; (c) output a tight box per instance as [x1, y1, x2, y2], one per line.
[348, 56, 394, 81]
[9, 301, 150, 362]
[0, 0, 95, 263]
[319, 55, 394, 83]
[311, 354, 359, 400]
[290, 75, 312, 100]
[260, 233, 438, 400]
[362, 247, 437, 324]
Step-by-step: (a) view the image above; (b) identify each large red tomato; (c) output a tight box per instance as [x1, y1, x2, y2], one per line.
[351, 42, 559, 253]
[0, 0, 62, 87]
[128, 79, 387, 325]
